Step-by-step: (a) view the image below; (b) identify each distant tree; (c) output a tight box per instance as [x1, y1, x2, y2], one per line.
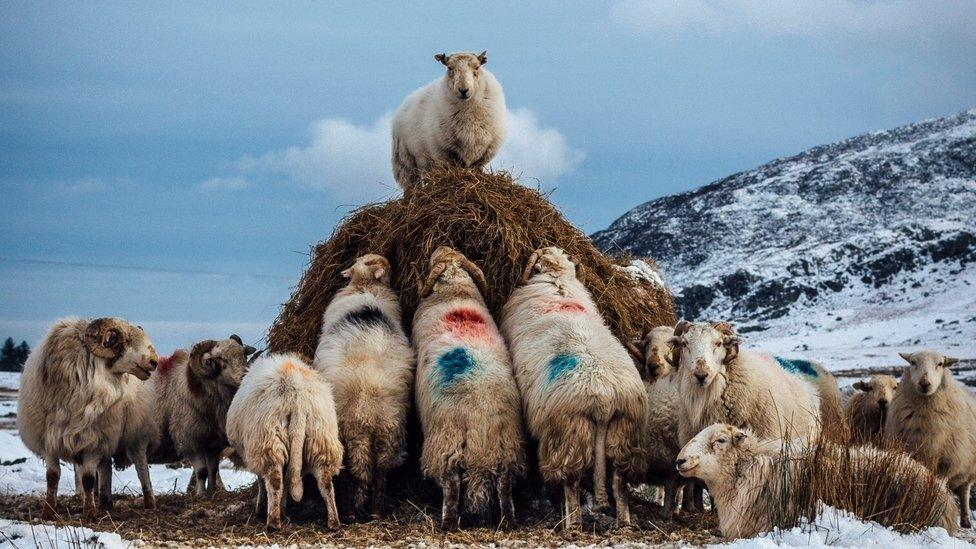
[0, 337, 30, 372]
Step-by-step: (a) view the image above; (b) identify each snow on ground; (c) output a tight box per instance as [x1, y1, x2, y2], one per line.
[716, 506, 973, 548]
[0, 519, 132, 549]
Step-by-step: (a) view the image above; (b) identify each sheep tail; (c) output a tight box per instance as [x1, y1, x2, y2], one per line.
[463, 470, 492, 515]
[345, 433, 374, 507]
[286, 411, 307, 502]
[593, 420, 609, 508]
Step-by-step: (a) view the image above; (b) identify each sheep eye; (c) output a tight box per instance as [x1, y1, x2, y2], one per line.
[716, 438, 727, 444]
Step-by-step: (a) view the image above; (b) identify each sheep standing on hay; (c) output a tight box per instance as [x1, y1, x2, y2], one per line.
[227, 353, 343, 530]
[413, 246, 525, 530]
[17, 317, 158, 518]
[313, 254, 415, 519]
[676, 423, 960, 539]
[846, 374, 898, 444]
[625, 326, 699, 518]
[391, 51, 506, 190]
[886, 350, 976, 528]
[501, 246, 647, 528]
[670, 320, 844, 449]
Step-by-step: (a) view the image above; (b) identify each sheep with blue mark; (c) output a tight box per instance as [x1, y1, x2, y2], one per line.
[412, 246, 526, 530]
[501, 246, 648, 529]
[313, 253, 416, 520]
[670, 320, 845, 454]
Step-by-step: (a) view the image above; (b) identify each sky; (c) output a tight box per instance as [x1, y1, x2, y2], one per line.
[2, 1, 975, 351]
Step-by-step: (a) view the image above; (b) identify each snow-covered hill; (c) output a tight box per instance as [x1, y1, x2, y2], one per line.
[594, 109, 976, 368]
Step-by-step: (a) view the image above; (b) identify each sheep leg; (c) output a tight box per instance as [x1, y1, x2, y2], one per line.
[189, 455, 207, 496]
[613, 468, 631, 527]
[254, 480, 266, 517]
[205, 452, 220, 494]
[315, 468, 341, 530]
[694, 482, 706, 512]
[441, 470, 461, 531]
[264, 469, 284, 531]
[78, 458, 99, 519]
[593, 421, 610, 511]
[662, 479, 679, 518]
[563, 480, 582, 530]
[680, 482, 695, 512]
[97, 457, 113, 510]
[370, 468, 387, 519]
[74, 466, 83, 499]
[134, 450, 156, 509]
[498, 466, 515, 529]
[42, 455, 61, 520]
[958, 483, 972, 529]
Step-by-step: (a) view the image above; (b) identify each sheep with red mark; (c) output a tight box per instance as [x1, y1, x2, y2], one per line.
[501, 246, 647, 529]
[313, 253, 415, 519]
[413, 246, 526, 530]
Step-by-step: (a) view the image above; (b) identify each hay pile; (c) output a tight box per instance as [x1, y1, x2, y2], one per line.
[268, 166, 675, 357]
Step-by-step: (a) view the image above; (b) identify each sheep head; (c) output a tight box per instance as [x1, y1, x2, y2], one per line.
[419, 246, 488, 300]
[676, 423, 751, 485]
[629, 326, 676, 380]
[84, 317, 158, 380]
[435, 51, 488, 102]
[898, 350, 958, 397]
[669, 320, 742, 389]
[853, 374, 898, 411]
[520, 246, 582, 284]
[188, 335, 256, 391]
[341, 253, 392, 287]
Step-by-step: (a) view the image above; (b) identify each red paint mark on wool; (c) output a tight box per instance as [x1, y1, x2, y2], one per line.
[542, 301, 588, 314]
[156, 350, 187, 376]
[443, 308, 492, 341]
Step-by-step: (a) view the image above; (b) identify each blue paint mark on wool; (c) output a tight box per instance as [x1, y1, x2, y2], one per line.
[775, 357, 819, 378]
[547, 353, 580, 383]
[438, 347, 477, 386]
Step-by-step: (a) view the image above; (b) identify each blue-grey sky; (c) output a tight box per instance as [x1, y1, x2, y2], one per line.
[2, 1, 975, 351]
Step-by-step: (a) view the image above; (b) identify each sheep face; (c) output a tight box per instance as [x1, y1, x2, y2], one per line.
[676, 423, 748, 483]
[189, 335, 256, 388]
[435, 51, 488, 101]
[520, 246, 580, 283]
[83, 317, 158, 380]
[853, 374, 898, 411]
[899, 350, 958, 397]
[341, 253, 391, 286]
[641, 326, 676, 379]
[670, 321, 741, 388]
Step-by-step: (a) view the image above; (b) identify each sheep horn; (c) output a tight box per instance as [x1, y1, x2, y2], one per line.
[519, 251, 541, 285]
[712, 321, 737, 336]
[673, 319, 693, 337]
[568, 254, 584, 282]
[83, 318, 124, 360]
[624, 339, 645, 373]
[229, 334, 244, 347]
[188, 340, 219, 379]
[419, 261, 449, 298]
[460, 257, 489, 299]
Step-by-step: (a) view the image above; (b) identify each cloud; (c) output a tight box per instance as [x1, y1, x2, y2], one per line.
[610, 0, 976, 42]
[198, 176, 248, 191]
[231, 108, 582, 203]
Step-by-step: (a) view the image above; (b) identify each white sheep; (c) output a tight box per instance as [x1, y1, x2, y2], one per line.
[676, 423, 960, 539]
[313, 253, 415, 519]
[846, 374, 898, 444]
[886, 349, 976, 528]
[226, 353, 343, 530]
[17, 317, 158, 518]
[669, 320, 843, 449]
[500, 246, 647, 528]
[391, 51, 506, 190]
[413, 246, 526, 530]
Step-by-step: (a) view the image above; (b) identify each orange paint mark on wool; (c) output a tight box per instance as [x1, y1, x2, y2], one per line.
[442, 308, 493, 341]
[542, 301, 588, 315]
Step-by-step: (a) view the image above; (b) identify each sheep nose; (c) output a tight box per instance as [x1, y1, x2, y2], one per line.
[695, 373, 708, 384]
[458, 89, 469, 98]
[675, 458, 686, 467]
[919, 380, 931, 391]
[148, 359, 158, 370]
[878, 398, 888, 408]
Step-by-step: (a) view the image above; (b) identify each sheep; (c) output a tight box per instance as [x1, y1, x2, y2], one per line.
[676, 423, 960, 539]
[886, 349, 976, 528]
[669, 320, 843, 450]
[313, 253, 415, 519]
[391, 51, 506, 190]
[846, 374, 898, 444]
[17, 317, 158, 518]
[413, 246, 526, 530]
[226, 352, 343, 530]
[500, 246, 647, 528]
[624, 326, 699, 518]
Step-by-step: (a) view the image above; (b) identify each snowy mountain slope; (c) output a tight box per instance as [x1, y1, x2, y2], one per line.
[593, 109, 976, 367]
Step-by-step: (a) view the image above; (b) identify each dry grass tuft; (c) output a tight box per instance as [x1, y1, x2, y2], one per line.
[268, 166, 676, 357]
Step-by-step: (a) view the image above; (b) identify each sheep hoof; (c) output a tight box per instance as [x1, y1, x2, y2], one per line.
[325, 517, 341, 531]
[98, 498, 113, 510]
[962, 517, 973, 529]
[40, 504, 56, 521]
[266, 519, 282, 531]
[143, 495, 156, 510]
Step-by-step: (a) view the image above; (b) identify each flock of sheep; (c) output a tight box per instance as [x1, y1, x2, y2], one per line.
[12, 51, 976, 541]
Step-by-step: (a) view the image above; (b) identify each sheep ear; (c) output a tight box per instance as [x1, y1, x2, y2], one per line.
[722, 334, 741, 365]
[733, 430, 748, 446]
[84, 318, 123, 359]
[419, 261, 448, 298]
[243, 345, 257, 356]
[373, 266, 386, 280]
[673, 319, 692, 337]
[246, 349, 264, 366]
[519, 251, 541, 285]
[435, 53, 450, 65]
[477, 50, 488, 65]
[898, 352, 913, 364]
[460, 258, 489, 299]
[853, 380, 869, 392]
[945, 356, 959, 368]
